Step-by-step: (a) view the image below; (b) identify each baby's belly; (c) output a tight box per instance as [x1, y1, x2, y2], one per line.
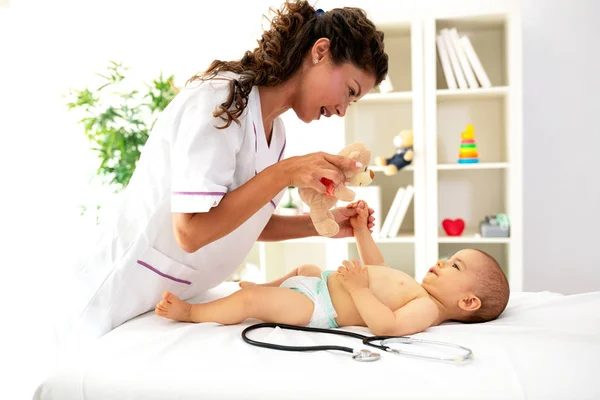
[327, 277, 369, 327]
[326, 273, 422, 327]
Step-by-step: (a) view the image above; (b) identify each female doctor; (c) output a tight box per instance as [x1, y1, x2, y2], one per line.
[68, 0, 388, 340]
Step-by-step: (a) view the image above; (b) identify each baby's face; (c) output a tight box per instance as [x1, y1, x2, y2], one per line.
[422, 249, 484, 304]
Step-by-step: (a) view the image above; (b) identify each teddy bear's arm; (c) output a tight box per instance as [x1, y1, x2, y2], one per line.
[335, 184, 356, 202]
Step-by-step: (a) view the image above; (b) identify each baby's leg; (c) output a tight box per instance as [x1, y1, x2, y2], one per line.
[156, 286, 314, 325]
[240, 264, 323, 288]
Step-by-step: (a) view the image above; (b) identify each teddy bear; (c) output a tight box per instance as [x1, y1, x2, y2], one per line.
[298, 142, 374, 237]
[374, 130, 414, 176]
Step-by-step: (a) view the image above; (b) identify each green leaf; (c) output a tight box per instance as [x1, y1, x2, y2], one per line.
[66, 61, 177, 193]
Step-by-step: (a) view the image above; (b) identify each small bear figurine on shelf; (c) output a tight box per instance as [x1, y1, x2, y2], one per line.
[374, 130, 414, 176]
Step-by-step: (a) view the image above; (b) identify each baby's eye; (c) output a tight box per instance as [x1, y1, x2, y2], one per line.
[452, 263, 459, 270]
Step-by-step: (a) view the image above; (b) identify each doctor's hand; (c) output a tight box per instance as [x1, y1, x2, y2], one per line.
[336, 259, 369, 294]
[330, 202, 375, 238]
[282, 152, 363, 195]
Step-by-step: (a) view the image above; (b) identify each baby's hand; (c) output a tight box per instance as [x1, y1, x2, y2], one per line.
[346, 200, 370, 231]
[336, 259, 369, 294]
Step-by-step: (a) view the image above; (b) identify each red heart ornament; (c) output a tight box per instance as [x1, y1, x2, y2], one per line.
[442, 218, 465, 236]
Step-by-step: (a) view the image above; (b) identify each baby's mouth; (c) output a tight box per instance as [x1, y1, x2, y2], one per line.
[428, 267, 438, 276]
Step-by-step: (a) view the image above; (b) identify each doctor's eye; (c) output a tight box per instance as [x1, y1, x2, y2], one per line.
[349, 88, 356, 96]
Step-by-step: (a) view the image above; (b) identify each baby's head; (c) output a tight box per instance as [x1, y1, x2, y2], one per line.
[422, 249, 509, 323]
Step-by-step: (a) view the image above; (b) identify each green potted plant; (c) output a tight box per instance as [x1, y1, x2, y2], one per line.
[66, 61, 178, 220]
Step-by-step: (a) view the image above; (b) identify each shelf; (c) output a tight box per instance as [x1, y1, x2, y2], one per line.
[362, 235, 415, 244]
[437, 15, 507, 31]
[438, 231, 510, 244]
[437, 162, 508, 171]
[360, 91, 412, 104]
[370, 164, 414, 172]
[436, 86, 508, 100]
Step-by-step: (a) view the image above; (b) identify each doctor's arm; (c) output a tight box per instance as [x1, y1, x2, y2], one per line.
[173, 153, 360, 253]
[257, 214, 317, 241]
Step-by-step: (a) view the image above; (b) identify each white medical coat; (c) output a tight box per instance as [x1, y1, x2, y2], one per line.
[70, 75, 286, 339]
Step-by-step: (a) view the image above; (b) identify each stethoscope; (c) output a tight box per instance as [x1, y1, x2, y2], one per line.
[242, 322, 473, 363]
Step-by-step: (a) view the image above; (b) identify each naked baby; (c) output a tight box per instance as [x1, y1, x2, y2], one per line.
[156, 201, 510, 335]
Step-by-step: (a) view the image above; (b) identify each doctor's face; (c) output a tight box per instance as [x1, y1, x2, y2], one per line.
[294, 55, 376, 123]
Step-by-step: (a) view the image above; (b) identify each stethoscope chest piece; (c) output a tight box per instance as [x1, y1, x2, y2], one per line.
[352, 349, 380, 362]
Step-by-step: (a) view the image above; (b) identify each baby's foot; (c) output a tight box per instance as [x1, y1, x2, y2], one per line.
[239, 281, 257, 288]
[155, 292, 192, 322]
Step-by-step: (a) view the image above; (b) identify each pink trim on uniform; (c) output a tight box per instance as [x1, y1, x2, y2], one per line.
[136, 260, 192, 285]
[253, 122, 257, 152]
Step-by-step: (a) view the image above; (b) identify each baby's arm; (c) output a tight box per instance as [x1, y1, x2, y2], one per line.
[336, 260, 438, 336]
[348, 201, 385, 266]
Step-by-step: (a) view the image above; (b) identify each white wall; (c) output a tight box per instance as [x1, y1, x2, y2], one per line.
[1, 0, 598, 397]
[0, 1, 297, 397]
[522, 0, 600, 294]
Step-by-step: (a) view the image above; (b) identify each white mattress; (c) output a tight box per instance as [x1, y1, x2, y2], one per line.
[34, 283, 600, 400]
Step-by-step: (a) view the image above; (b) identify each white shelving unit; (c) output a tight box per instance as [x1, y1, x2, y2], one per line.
[238, 5, 522, 291]
[423, 11, 522, 290]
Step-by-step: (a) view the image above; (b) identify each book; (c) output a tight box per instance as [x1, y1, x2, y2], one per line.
[379, 187, 405, 238]
[386, 185, 414, 238]
[460, 35, 492, 88]
[337, 186, 382, 236]
[440, 28, 467, 89]
[449, 28, 479, 89]
[436, 34, 457, 89]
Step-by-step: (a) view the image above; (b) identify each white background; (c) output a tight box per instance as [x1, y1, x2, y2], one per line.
[1, 0, 599, 397]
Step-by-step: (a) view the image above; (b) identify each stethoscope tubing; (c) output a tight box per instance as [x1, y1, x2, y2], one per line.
[242, 322, 473, 362]
[242, 322, 371, 354]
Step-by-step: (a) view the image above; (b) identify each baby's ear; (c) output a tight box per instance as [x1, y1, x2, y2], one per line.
[458, 295, 481, 312]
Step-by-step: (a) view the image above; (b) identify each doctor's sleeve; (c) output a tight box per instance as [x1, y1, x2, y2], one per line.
[169, 93, 242, 214]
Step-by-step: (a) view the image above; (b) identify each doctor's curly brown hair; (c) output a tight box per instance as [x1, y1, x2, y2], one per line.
[188, 0, 388, 129]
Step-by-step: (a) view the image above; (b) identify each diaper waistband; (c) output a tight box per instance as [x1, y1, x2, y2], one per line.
[316, 270, 339, 328]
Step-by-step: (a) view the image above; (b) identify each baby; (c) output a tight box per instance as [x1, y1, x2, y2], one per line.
[156, 201, 510, 335]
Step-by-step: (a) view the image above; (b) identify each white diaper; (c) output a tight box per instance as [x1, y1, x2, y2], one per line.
[279, 271, 339, 329]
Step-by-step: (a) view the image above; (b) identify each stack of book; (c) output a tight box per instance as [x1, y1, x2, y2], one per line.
[379, 185, 414, 238]
[436, 28, 491, 90]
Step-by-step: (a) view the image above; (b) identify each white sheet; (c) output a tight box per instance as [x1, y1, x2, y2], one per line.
[34, 284, 600, 400]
